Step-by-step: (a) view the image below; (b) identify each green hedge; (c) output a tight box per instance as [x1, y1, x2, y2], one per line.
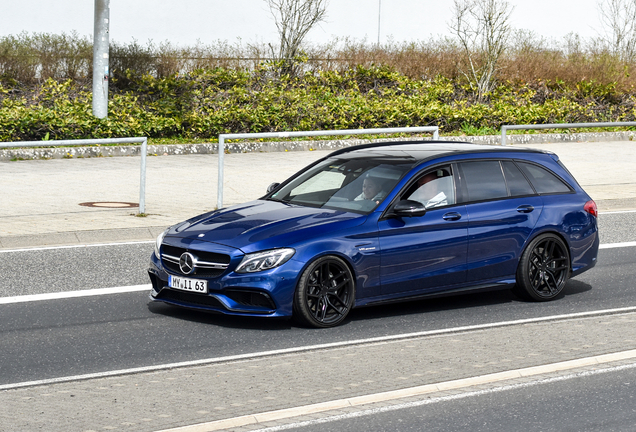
[2, 65, 635, 142]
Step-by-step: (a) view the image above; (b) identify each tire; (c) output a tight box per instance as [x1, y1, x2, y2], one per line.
[514, 233, 570, 301]
[293, 256, 355, 328]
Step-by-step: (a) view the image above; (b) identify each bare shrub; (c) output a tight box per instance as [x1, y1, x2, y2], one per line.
[448, 0, 514, 100]
[265, 0, 328, 75]
[0, 32, 91, 84]
[4, 30, 636, 94]
[597, 0, 636, 62]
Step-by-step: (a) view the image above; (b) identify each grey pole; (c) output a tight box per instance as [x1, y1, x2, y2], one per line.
[92, 0, 110, 118]
[377, 0, 381, 46]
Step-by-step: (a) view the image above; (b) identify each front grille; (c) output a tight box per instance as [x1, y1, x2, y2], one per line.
[157, 289, 225, 309]
[161, 244, 231, 277]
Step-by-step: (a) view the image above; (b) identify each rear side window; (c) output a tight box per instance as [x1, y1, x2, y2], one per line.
[517, 162, 571, 194]
[460, 161, 508, 201]
[502, 161, 535, 196]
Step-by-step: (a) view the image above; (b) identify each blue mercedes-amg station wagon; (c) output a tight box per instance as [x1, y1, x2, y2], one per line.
[148, 141, 599, 327]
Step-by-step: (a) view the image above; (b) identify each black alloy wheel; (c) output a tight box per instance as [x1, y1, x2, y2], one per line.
[293, 256, 355, 328]
[515, 233, 570, 301]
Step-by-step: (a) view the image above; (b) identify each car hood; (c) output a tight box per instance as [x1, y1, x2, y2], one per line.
[166, 200, 367, 253]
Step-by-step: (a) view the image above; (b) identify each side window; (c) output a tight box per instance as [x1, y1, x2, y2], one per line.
[517, 162, 572, 194]
[502, 161, 535, 197]
[460, 161, 508, 202]
[405, 166, 455, 208]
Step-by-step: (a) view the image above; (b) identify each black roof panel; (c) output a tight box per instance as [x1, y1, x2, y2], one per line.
[327, 140, 544, 161]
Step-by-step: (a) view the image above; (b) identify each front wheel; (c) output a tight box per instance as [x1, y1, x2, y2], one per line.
[293, 256, 355, 328]
[514, 234, 570, 301]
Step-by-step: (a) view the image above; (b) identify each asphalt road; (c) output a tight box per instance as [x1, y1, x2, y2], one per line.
[0, 213, 635, 431]
[0, 214, 634, 387]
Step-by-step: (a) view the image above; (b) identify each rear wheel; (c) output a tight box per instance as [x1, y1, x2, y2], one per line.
[514, 234, 570, 301]
[293, 256, 355, 328]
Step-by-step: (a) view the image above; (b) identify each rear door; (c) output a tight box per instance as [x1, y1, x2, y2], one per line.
[458, 160, 544, 283]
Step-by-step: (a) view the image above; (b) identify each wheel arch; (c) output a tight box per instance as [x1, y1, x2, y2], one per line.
[294, 250, 358, 293]
[520, 228, 573, 272]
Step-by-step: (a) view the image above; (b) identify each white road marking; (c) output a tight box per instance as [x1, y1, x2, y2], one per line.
[0, 240, 154, 254]
[599, 241, 636, 249]
[599, 209, 636, 215]
[155, 352, 636, 432]
[0, 285, 151, 305]
[2, 306, 636, 391]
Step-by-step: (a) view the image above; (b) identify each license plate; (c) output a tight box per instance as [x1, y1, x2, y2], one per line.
[169, 275, 208, 294]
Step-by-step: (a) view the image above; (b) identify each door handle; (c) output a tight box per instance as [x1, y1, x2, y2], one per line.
[516, 205, 534, 213]
[443, 212, 462, 221]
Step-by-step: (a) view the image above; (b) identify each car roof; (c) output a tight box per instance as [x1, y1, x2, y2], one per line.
[326, 140, 549, 161]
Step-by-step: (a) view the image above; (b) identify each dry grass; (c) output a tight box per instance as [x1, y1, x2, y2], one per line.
[2, 32, 636, 93]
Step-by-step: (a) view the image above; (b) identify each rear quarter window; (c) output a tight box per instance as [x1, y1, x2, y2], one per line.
[517, 162, 572, 194]
[502, 161, 535, 196]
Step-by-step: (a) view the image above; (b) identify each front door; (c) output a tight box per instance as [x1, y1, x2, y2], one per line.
[378, 205, 468, 295]
[378, 164, 468, 295]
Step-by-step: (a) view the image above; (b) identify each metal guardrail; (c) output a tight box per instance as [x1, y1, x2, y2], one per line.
[501, 122, 636, 145]
[216, 126, 440, 209]
[0, 137, 148, 214]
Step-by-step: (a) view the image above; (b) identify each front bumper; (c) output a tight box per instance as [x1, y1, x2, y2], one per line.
[148, 251, 303, 318]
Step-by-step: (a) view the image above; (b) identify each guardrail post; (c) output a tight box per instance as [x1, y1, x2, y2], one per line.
[215, 126, 439, 208]
[500, 121, 636, 146]
[139, 137, 147, 214]
[217, 135, 225, 210]
[1, 137, 148, 214]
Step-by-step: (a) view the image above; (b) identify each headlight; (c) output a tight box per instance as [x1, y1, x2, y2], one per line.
[154, 228, 169, 259]
[236, 248, 295, 273]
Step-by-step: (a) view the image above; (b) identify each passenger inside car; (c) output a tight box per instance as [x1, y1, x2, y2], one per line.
[354, 176, 387, 202]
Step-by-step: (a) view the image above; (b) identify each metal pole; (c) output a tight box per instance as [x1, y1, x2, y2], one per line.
[92, 0, 110, 118]
[377, 0, 381, 46]
[501, 126, 508, 146]
[139, 138, 147, 214]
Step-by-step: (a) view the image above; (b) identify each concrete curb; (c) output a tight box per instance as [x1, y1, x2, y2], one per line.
[2, 131, 634, 161]
[0, 227, 163, 250]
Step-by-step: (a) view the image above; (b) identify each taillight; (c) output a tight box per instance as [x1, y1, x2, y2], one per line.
[584, 200, 598, 217]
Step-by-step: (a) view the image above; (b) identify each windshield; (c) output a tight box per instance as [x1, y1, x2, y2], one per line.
[268, 157, 413, 214]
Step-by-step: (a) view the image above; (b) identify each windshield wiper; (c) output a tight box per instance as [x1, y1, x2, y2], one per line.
[266, 197, 292, 205]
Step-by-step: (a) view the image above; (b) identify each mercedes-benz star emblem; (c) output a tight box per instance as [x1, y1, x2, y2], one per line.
[179, 252, 196, 275]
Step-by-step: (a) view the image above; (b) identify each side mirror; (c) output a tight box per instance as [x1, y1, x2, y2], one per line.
[267, 182, 280, 193]
[392, 200, 427, 217]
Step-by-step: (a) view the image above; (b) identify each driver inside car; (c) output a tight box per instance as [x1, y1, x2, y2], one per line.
[408, 170, 451, 208]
